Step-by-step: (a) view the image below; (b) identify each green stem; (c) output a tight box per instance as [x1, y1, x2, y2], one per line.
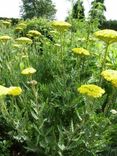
[99, 43, 109, 85]
[104, 87, 116, 116]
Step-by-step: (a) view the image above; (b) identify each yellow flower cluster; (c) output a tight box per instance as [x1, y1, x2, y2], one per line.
[15, 27, 23, 32]
[101, 70, 117, 87]
[15, 22, 27, 32]
[0, 35, 12, 42]
[52, 21, 71, 32]
[16, 37, 32, 45]
[94, 29, 117, 44]
[78, 84, 105, 98]
[0, 85, 22, 97]
[21, 67, 36, 75]
[7, 87, 22, 96]
[0, 85, 9, 96]
[28, 30, 41, 37]
[18, 23, 27, 28]
[72, 48, 90, 56]
[2, 21, 11, 27]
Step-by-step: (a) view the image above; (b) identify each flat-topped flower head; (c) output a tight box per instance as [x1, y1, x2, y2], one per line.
[101, 70, 117, 81]
[16, 37, 32, 45]
[0, 35, 12, 42]
[78, 84, 105, 98]
[72, 48, 90, 56]
[15, 27, 23, 32]
[52, 21, 71, 32]
[94, 29, 117, 44]
[18, 23, 27, 27]
[21, 67, 36, 75]
[101, 70, 117, 87]
[0, 85, 9, 96]
[7, 87, 22, 96]
[2, 21, 11, 27]
[28, 30, 41, 37]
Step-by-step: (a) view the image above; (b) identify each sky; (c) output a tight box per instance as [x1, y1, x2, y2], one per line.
[0, 0, 116, 21]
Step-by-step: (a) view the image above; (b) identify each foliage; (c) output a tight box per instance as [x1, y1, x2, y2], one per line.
[71, 0, 85, 19]
[0, 15, 117, 156]
[88, 0, 106, 26]
[20, 0, 56, 20]
[99, 20, 117, 31]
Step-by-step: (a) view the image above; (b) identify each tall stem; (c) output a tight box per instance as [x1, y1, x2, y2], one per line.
[99, 43, 109, 85]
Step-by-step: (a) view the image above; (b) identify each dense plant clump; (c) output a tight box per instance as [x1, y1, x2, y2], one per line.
[0, 16, 117, 156]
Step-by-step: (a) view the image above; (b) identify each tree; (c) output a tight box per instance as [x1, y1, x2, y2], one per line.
[89, 0, 106, 24]
[21, 0, 56, 19]
[72, 0, 85, 19]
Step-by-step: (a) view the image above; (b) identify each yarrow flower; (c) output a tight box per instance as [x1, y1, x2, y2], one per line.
[16, 37, 32, 45]
[18, 23, 27, 28]
[72, 48, 90, 56]
[21, 67, 36, 75]
[78, 84, 105, 98]
[0, 85, 9, 96]
[28, 30, 41, 37]
[2, 21, 11, 27]
[94, 29, 117, 44]
[7, 87, 22, 96]
[0, 85, 22, 97]
[15, 27, 23, 32]
[101, 70, 117, 87]
[52, 21, 71, 32]
[0, 35, 12, 42]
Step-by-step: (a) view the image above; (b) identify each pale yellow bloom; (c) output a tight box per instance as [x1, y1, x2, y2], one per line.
[18, 23, 27, 28]
[72, 48, 90, 56]
[78, 84, 105, 98]
[16, 37, 32, 45]
[0, 35, 12, 42]
[15, 27, 23, 32]
[21, 67, 36, 75]
[0, 85, 9, 96]
[101, 70, 117, 87]
[101, 70, 117, 81]
[2, 21, 11, 26]
[94, 29, 117, 44]
[7, 87, 22, 96]
[52, 21, 71, 32]
[28, 30, 41, 37]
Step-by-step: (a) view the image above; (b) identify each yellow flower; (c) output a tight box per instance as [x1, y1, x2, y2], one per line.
[16, 37, 32, 45]
[28, 30, 41, 37]
[7, 87, 22, 96]
[94, 29, 117, 44]
[15, 27, 23, 32]
[101, 70, 117, 88]
[2, 21, 11, 27]
[111, 79, 117, 88]
[52, 21, 71, 32]
[0, 85, 9, 96]
[21, 67, 36, 75]
[72, 48, 90, 56]
[101, 70, 117, 81]
[78, 84, 105, 98]
[0, 35, 12, 42]
[18, 23, 27, 28]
